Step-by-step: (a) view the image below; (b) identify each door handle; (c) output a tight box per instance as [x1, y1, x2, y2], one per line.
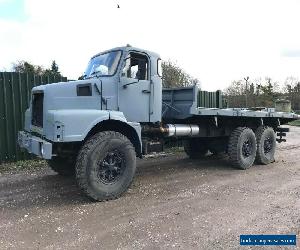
[123, 81, 139, 89]
[142, 90, 151, 94]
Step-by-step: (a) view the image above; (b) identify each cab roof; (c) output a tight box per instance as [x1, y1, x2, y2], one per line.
[91, 45, 160, 60]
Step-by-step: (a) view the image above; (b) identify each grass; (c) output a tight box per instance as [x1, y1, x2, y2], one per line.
[289, 120, 300, 127]
[0, 159, 47, 174]
[164, 146, 184, 154]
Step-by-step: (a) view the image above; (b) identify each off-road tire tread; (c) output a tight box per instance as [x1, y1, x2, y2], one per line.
[255, 126, 276, 165]
[75, 131, 136, 201]
[228, 127, 256, 170]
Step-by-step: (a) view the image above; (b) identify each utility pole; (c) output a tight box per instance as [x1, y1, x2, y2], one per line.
[244, 76, 249, 108]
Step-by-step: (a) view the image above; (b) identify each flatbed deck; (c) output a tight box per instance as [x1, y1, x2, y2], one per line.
[162, 86, 299, 122]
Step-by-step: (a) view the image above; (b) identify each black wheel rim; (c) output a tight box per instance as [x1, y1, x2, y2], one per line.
[242, 139, 253, 158]
[263, 137, 273, 154]
[97, 150, 125, 184]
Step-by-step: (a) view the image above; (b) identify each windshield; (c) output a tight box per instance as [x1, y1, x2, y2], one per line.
[84, 50, 122, 78]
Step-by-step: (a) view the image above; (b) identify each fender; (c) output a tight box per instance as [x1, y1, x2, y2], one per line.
[84, 110, 142, 157]
[45, 109, 142, 155]
[45, 109, 110, 142]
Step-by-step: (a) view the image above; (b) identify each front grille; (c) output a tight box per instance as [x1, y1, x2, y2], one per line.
[32, 92, 44, 128]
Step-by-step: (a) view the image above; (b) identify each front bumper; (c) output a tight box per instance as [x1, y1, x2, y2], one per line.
[18, 131, 53, 159]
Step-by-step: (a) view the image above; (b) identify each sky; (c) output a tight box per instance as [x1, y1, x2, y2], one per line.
[0, 0, 300, 90]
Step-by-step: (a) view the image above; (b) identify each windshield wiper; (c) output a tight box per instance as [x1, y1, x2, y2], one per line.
[84, 72, 99, 80]
[90, 71, 99, 76]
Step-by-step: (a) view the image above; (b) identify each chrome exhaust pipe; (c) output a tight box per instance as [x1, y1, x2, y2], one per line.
[162, 124, 200, 137]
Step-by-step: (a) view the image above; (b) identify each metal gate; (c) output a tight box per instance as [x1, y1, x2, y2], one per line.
[0, 72, 67, 163]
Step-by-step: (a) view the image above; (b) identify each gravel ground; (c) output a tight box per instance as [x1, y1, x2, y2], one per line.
[0, 126, 300, 250]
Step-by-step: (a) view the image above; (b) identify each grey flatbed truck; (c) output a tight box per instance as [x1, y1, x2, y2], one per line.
[18, 45, 299, 201]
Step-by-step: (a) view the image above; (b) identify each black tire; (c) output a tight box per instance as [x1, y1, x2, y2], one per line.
[228, 127, 257, 170]
[184, 139, 208, 159]
[75, 131, 136, 201]
[47, 157, 75, 176]
[255, 126, 276, 165]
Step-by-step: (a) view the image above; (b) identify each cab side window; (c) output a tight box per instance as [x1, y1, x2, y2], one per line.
[122, 53, 148, 80]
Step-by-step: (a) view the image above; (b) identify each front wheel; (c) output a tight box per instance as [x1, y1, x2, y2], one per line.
[75, 131, 136, 201]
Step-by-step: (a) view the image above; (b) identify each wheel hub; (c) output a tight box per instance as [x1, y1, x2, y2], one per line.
[97, 151, 125, 184]
[263, 137, 273, 154]
[242, 140, 253, 158]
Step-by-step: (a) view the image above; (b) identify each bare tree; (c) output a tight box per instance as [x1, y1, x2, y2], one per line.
[162, 60, 199, 88]
[224, 77, 281, 108]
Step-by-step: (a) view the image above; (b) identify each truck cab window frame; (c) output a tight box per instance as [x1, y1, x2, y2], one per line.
[122, 52, 149, 80]
[157, 58, 162, 77]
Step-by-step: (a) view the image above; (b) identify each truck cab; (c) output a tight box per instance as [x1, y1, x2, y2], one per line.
[20, 45, 163, 159]
[83, 45, 162, 122]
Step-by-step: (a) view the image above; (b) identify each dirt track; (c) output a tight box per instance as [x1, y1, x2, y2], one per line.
[1, 126, 300, 249]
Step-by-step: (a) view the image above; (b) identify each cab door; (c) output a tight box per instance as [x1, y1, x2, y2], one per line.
[119, 52, 151, 122]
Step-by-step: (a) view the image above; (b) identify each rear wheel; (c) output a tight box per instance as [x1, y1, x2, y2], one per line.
[255, 126, 276, 165]
[47, 157, 75, 176]
[228, 127, 257, 170]
[184, 139, 208, 159]
[75, 131, 136, 201]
